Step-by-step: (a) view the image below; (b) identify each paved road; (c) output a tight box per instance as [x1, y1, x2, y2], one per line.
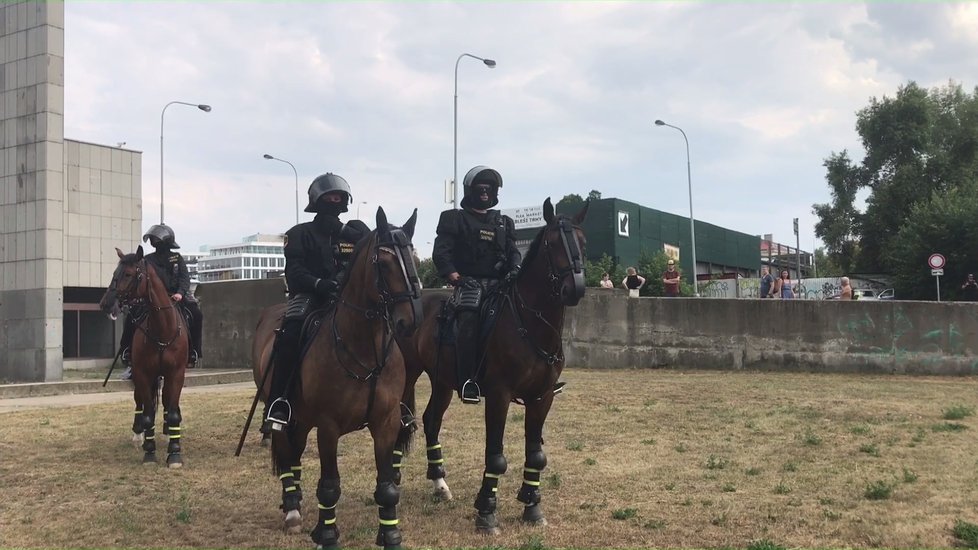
[0, 381, 253, 414]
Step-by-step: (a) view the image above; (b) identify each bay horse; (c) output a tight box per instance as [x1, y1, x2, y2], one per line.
[99, 246, 191, 467]
[395, 197, 588, 534]
[253, 207, 421, 550]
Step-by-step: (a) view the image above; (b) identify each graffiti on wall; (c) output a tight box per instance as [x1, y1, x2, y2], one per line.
[733, 277, 886, 300]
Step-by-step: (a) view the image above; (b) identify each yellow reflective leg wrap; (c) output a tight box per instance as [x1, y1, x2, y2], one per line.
[379, 518, 399, 526]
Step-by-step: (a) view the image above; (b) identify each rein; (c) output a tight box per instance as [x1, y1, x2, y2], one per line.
[116, 259, 184, 355]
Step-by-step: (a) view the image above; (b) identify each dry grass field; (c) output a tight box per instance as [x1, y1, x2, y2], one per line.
[3, 368, 978, 549]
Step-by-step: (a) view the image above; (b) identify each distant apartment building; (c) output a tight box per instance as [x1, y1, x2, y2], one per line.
[197, 233, 285, 282]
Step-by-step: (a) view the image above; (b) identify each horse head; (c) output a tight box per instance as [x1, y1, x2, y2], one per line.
[345, 207, 422, 338]
[99, 246, 146, 319]
[531, 197, 589, 306]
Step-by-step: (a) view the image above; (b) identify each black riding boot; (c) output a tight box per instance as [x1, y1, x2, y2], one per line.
[119, 315, 136, 380]
[264, 326, 301, 432]
[456, 312, 481, 404]
[186, 301, 203, 368]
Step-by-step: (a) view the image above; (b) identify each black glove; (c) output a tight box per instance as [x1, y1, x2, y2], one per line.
[461, 277, 482, 290]
[315, 278, 339, 298]
[504, 266, 521, 284]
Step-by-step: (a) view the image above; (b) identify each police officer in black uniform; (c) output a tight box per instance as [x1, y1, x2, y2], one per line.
[432, 165, 521, 404]
[264, 173, 369, 431]
[119, 224, 204, 379]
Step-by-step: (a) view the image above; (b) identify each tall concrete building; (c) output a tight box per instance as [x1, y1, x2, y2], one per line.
[1, 2, 142, 382]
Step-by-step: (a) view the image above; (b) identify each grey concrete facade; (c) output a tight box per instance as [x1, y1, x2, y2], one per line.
[198, 278, 978, 375]
[1, 2, 66, 382]
[1, 2, 142, 382]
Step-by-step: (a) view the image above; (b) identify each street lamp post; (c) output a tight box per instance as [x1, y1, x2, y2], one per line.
[263, 154, 299, 225]
[160, 101, 211, 224]
[356, 201, 368, 220]
[655, 119, 699, 297]
[453, 53, 496, 209]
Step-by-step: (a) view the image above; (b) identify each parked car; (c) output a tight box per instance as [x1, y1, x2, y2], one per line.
[825, 288, 895, 300]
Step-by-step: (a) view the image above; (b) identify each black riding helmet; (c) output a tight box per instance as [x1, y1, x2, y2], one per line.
[142, 224, 180, 249]
[460, 165, 502, 209]
[305, 173, 353, 213]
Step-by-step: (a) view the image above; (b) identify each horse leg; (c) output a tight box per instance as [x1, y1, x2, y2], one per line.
[273, 421, 310, 534]
[311, 427, 341, 549]
[392, 369, 422, 486]
[474, 394, 511, 535]
[518, 395, 555, 526]
[162, 369, 187, 468]
[131, 393, 144, 445]
[139, 378, 158, 465]
[371, 411, 403, 550]
[422, 381, 455, 501]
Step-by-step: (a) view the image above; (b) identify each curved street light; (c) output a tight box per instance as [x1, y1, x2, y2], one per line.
[356, 200, 368, 220]
[263, 153, 299, 225]
[160, 101, 211, 224]
[655, 119, 699, 297]
[453, 53, 496, 209]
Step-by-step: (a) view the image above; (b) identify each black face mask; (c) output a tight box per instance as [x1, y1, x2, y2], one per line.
[470, 185, 496, 210]
[318, 202, 347, 217]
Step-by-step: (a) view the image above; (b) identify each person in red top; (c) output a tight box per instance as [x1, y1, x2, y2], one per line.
[662, 259, 682, 297]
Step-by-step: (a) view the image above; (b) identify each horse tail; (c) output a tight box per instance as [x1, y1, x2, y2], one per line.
[395, 383, 417, 455]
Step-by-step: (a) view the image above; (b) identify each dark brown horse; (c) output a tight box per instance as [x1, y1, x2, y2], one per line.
[100, 246, 191, 467]
[395, 198, 588, 534]
[253, 208, 421, 550]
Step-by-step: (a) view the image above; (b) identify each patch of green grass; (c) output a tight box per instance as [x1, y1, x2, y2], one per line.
[643, 398, 657, 408]
[818, 497, 834, 505]
[510, 411, 525, 422]
[566, 440, 584, 451]
[773, 481, 792, 495]
[747, 539, 786, 550]
[546, 472, 561, 488]
[611, 508, 637, 520]
[953, 519, 978, 548]
[823, 509, 842, 520]
[519, 534, 546, 550]
[644, 518, 667, 530]
[705, 455, 730, 470]
[710, 512, 728, 526]
[943, 404, 975, 420]
[663, 482, 676, 491]
[604, 404, 622, 413]
[903, 468, 918, 483]
[641, 438, 656, 446]
[933, 422, 969, 433]
[782, 461, 798, 472]
[911, 428, 927, 443]
[864, 480, 894, 500]
[674, 443, 688, 453]
[175, 494, 192, 524]
[721, 482, 736, 493]
[583, 457, 596, 466]
[801, 429, 822, 446]
[858, 443, 880, 457]
[745, 467, 762, 476]
[680, 498, 692, 506]
[849, 424, 871, 435]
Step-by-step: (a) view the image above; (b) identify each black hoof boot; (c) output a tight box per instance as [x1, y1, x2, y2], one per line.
[166, 452, 183, 468]
[311, 523, 340, 549]
[376, 526, 403, 550]
[475, 512, 500, 535]
[521, 504, 547, 526]
[142, 451, 157, 465]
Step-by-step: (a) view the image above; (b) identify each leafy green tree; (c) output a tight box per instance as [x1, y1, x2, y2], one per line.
[636, 250, 694, 297]
[813, 80, 978, 274]
[812, 248, 845, 278]
[415, 257, 443, 289]
[888, 181, 978, 300]
[587, 189, 602, 201]
[556, 193, 584, 211]
[584, 253, 623, 287]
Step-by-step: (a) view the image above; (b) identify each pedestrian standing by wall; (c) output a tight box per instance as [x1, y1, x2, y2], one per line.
[776, 269, 795, 299]
[760, 266, 775, 298]
[599, 272, 614, 289]
[840, 276, 853, 300]
[622, 267, 645, 298]
[662, 259, 682, 297]
[961, 274, 978, 302]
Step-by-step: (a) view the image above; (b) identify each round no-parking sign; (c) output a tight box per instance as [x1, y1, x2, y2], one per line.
[928, 253, 946, 269]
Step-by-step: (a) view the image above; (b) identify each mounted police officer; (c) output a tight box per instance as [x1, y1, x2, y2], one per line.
[119, 224, 203, 379]
[432, 165, 521, 404]
[264, 173, 369, 432]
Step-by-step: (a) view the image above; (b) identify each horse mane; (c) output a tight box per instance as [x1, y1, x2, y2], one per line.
[338, 227, 381, 292]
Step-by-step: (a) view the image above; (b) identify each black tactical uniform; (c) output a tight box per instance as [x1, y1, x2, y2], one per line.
[119, 224, 204, 379]
[264, 173, 369, 431]
[432, 165, 521, 404]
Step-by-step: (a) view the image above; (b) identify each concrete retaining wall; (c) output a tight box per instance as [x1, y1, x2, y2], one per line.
[197, 279, 978, 375]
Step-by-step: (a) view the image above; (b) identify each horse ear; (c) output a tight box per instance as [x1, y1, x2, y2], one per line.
[116, 247, 125, 259]
[543, 197, 555, 224]
[136, 245, 144, 260]
[376, 207, 389, 231]
[573, 199, 590, 225]
[403, 209, 418, 239]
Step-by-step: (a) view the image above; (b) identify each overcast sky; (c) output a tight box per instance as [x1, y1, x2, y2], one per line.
[63, 2, 978, 260]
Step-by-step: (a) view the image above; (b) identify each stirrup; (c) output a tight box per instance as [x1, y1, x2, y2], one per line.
[553, 381, 567, 395]
[460, 380, 481, 404]
[188, 349, 200, 368]
[264, 398, 292, 432]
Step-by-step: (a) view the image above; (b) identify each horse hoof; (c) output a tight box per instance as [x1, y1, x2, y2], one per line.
[142, 454, 157, 465]
[476, 525, 501, 536]
[432, 478, 453, 501]
[522, 517, 548, 527]
[132, 433, 144, 446]
[521, 505, 547, 526]
[475, 513, 500, 536]
[284, 510, 302, 534]
[167, 457, 183, 469]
